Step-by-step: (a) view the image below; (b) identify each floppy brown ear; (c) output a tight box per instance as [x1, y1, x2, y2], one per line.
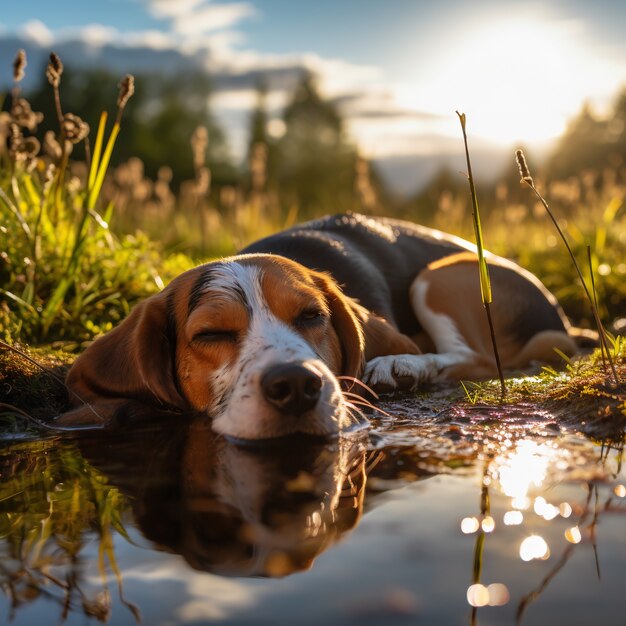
[357, 310, 421, 360]
[311, 272, 365, 379]
[65, 290, 185, 414]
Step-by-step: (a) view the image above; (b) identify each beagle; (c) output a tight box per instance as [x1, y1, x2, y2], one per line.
[64, 213, 583, 439]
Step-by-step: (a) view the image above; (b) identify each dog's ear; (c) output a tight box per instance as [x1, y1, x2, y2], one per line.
[357, 310, 421, 360]
[311, 272, 365, 379]
[65, 290, 185, 414]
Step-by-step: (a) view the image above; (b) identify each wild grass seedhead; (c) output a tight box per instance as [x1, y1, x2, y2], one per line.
[46, 52, 65, 130]
[12, 49, 26, 84]
[191, 125, 209, 171]
[46, 52, 64, 88]
[515, 149, 619, 386]
[116, 74, 135, 124]
[62, 112, 90, 144]
[515, 149, 534, 185]
[11, 97, 44, 132]
[8, 123, 40, 169]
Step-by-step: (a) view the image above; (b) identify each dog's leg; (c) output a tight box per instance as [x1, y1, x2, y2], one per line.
[363, 254, 577, 391]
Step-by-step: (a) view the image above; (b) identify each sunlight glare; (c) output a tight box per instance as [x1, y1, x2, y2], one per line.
[487, 583, 510, 606]
[496, 440, 556, 500]
[534, 497, 559, 521]
[520, 535, 550, 561]
[467, 583, 510, 607]
[503, 510, 523, 525]
[461, 517, 480, 534]
[467, 584, 490, 607]
[402, 13, 621, 146]
[559, 502, 572, 518]
[565, 526, 582, 544]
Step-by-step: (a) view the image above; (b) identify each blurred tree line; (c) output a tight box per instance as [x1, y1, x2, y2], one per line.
[19, 62, 626, 225]
[546, 90, 626, 179]
[22, 66, 384, 219]
[404, 88, 626, 224]
[25, 68, 238, 187]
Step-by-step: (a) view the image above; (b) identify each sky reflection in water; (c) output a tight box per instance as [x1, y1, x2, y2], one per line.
[0, 398, 625, 625]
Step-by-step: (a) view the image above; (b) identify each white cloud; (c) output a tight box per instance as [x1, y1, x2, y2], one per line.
[145, 0, 256, 37]
[172, 2, 256, 36]
[19, 20, 53, 46]
[70, 24, 120, 47]
[147, 0, 207, 19]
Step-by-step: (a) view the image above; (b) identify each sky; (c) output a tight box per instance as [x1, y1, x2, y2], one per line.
[1, 0, 625, 191]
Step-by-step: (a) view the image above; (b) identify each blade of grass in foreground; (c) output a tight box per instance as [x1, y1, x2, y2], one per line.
[456, 111, 506, 397]
[515, 149, 618, 386]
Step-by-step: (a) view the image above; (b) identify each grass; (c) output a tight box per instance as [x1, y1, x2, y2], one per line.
[458, 338, 626, 440]
[0, 48, 624, 427]
[1, 52, 193, 346]
[457, 111, 506, 397]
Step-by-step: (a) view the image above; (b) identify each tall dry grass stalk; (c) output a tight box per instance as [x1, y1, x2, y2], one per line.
[515, 149, 618, 385]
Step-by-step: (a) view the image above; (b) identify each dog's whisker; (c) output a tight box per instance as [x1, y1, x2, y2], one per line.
[345, 397, 391, 419]
[342, 391, 391, 417]
[337, 376, 379, 400]
[343, 404, 367, 425]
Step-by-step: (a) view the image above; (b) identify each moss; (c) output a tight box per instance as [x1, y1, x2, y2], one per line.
[0, 344, 73, 421]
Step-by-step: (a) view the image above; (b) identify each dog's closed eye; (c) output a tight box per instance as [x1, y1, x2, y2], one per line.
[192, 329, 240, 344]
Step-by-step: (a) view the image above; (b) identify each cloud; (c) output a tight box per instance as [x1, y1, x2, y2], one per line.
[145, 0, 256, 37]
[146, 0, 208, 19]
[172, 3, 256, 36]
[19, 20, 53, 46]
[0, 16, 465, 181]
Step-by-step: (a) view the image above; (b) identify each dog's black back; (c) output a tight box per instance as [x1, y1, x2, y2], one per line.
[240, 212, 567, 342]
[240, 213, 467, 335]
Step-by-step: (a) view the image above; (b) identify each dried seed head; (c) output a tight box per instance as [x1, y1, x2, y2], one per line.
[44, 130, 63, 160]
[515, 149, 534, 185]
[43, 163, 57, 192]
[191, 126, 209, 169]
[13, 49, 27, 83]
[195, 166, 211, 196]
[117, 74, 135, 110]
[9, 122, 40, 164]
[46, 52, 64, 88]
[62, 113, 90, 144]
[11, 98, 44, 132]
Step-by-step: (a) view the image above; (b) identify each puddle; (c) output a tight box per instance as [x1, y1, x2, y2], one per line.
[1, 398, 625, 625]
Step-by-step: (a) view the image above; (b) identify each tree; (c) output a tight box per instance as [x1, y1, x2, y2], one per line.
[24, 66, 236, 188]
[547, 103, 607, 179]
[276, 73, 357, 215]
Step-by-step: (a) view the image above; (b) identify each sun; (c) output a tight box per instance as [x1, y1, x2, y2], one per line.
[399, 14, 619, 147]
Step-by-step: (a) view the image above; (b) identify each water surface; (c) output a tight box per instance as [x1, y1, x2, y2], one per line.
[1, 397, 625, 625]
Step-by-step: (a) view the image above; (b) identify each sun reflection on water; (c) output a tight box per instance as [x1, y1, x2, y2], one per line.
[495, 439, 558, 500]
[519, 535, 550, 561]
[466, 583, 510, 607]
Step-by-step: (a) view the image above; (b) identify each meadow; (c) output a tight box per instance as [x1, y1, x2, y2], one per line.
[0, 48, 625, 626]
[0, 49, 624, 424]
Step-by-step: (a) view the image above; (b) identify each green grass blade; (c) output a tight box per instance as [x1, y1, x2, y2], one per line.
[88, 111, 108, 191]
[88, 122, 120, 210]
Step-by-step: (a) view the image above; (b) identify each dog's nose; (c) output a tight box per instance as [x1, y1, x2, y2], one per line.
[261, 363, 322, 415]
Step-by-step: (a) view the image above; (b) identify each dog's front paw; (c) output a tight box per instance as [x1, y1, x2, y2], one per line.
[363, 354, 438, 393]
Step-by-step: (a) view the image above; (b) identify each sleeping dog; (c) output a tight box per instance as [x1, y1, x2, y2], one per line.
[64, 213, 584, 438]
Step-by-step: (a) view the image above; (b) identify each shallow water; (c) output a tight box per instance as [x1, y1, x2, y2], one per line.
[1, 398, 625, 626]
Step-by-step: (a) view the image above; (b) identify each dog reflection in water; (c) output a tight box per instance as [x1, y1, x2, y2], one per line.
[79, 408, 375, 577]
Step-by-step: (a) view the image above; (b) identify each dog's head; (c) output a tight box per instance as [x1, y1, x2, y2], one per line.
[65, 254, 365, 438]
